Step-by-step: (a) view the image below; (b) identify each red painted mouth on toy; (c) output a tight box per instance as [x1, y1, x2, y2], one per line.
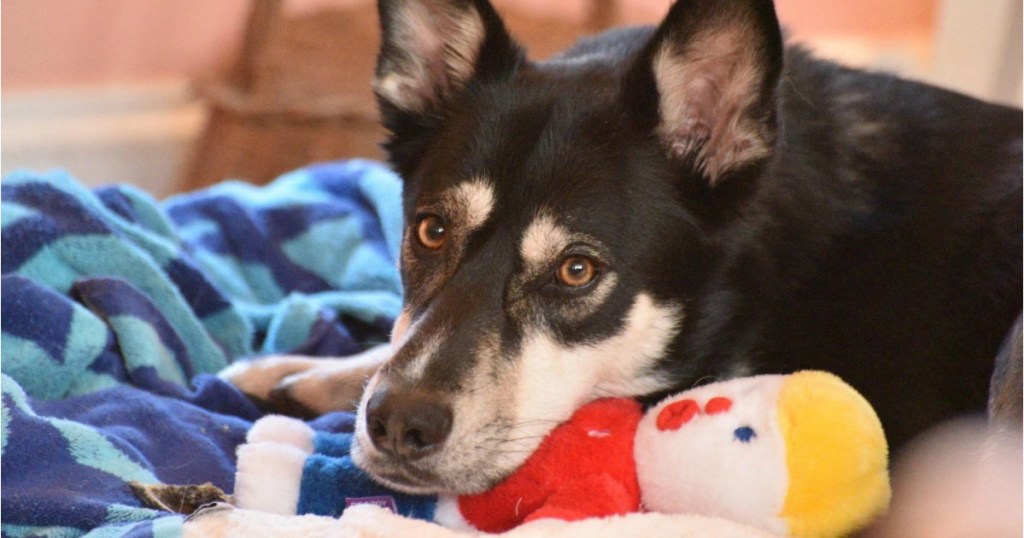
[704, 396, 732, 414]
[656, 396, 734, 431]
[656, 399, 699, 431]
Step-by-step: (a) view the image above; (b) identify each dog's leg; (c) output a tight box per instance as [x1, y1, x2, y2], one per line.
[219, 344, 390, 415]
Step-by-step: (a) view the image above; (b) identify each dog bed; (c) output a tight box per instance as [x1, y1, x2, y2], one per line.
[1, 160, 781, 537]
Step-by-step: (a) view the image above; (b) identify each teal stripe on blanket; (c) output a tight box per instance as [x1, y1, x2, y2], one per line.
[2, 160, 404, 398]
[3, 171, 243, 380]
[1, 160, 405, 538]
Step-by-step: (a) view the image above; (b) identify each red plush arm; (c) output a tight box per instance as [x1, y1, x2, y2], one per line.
[526, 473, 639, 523]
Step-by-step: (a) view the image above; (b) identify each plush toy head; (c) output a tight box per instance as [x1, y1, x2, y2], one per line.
[635, 371, 891, 537]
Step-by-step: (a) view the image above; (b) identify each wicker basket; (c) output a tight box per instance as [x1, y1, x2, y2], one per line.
[180, 0, 617, 191]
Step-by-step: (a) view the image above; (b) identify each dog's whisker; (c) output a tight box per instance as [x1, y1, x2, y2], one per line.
[690, 375, 720, 389]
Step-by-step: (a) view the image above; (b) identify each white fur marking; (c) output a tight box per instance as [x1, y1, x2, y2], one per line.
[589, 293, 682, 397]
[507, 293, 681, 457]
[447, 178, 495, 232]
[400, 331, 446, 383]
[519, 213, 570, 268]
[391, 308, 414, 350]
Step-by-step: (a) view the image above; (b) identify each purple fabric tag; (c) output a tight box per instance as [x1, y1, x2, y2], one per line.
[345, 495, 398, 513]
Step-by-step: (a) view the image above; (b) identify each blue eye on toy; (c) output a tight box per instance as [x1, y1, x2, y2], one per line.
[733, 426, 756, 443]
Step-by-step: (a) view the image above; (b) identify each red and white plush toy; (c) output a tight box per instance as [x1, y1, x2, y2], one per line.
[437, 371, 892, 537]
[440, 397, 645, 532]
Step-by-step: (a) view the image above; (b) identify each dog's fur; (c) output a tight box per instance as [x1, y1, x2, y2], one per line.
[224, 0, 1022, 495]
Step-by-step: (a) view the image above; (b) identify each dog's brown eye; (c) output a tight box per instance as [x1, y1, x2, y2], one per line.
[416, 214, 447, 250]
[557, 256, 598, 288]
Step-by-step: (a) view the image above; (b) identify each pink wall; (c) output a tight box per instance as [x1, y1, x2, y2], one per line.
[775, 0, 938, 40]
[1, 0, 939, 91]
[1, 1, 250, 89]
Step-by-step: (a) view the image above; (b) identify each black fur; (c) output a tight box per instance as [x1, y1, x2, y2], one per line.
[377, 0, 1022, 451]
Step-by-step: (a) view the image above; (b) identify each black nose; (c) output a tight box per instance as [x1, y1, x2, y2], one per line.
[365, 387, 453, 459]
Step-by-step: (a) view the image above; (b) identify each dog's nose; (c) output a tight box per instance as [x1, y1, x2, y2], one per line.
[365, 388, 453, 459]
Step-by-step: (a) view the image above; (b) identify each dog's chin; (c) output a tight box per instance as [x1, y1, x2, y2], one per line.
[354, 459, 447, 496]
[350, 435, 525, 496]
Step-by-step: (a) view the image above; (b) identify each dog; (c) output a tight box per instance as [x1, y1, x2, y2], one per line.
[222, 0, 1022, 496]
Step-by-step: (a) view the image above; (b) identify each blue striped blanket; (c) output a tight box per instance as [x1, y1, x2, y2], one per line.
[1, 160, 404, 537]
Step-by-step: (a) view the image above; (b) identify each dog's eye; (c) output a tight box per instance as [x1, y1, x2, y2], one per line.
[415, 214, 447, 250]
[556, 256, 598, 288]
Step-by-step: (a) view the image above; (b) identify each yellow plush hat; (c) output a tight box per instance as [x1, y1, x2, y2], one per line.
[777, 371, 891, 537]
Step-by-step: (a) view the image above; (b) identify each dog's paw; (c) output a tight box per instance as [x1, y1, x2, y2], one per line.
[267, 357, 379, 415]
[219, 355, 325, 402]
[219, 345, 391, 417]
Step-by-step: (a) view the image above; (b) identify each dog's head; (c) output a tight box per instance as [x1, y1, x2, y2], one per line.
[352, 0, 784, 494]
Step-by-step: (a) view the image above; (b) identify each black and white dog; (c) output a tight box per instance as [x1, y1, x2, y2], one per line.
[223, 0, 1022, 496]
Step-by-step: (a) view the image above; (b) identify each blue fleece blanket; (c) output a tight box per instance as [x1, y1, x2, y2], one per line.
[1, 160, 404, 537]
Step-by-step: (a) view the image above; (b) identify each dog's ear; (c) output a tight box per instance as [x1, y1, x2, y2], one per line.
[375, 0, 522, 115]
[375, 0, 523, 176]
[625, 0, 783, 185]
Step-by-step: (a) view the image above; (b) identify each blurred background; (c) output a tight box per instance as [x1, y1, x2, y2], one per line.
[2, 0, 1021, 198]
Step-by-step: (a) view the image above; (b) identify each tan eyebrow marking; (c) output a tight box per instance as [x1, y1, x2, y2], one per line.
[446, 177, 495, 232]
[519, 212, 571, 269]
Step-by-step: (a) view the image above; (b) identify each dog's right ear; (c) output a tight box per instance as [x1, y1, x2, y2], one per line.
[375, 0, 523, 149]
[624, 0, 784, 186]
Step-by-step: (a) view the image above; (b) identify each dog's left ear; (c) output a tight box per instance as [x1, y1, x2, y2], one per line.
[375, 0, 523, 115]
[625, 0, 784, 184]
[374, 0, 524, 176]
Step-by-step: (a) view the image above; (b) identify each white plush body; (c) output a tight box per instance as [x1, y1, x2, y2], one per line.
[635, 375, 791, 535]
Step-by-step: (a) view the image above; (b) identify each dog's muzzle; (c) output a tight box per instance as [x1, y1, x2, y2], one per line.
[365, 385, 454, 460]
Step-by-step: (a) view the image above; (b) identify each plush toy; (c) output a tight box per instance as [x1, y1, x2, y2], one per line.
[230, 371, 890, 537]
[443, 371, 891, 536]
